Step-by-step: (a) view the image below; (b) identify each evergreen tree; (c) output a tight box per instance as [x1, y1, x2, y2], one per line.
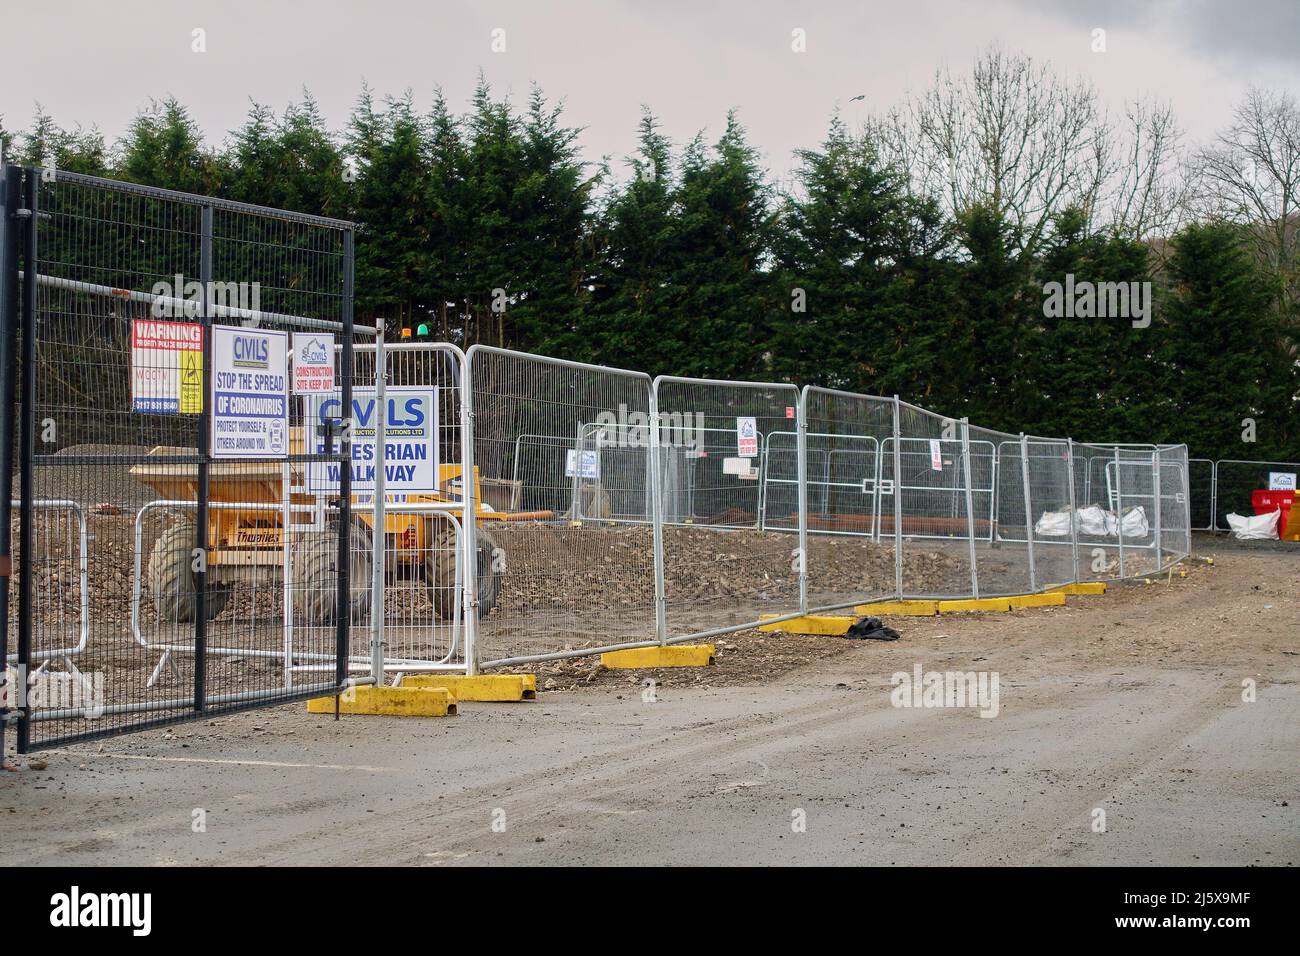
[16, 107, 108, 175]
[772, 118, 958, 399]
[584, 111, 681, 369]
[1032, 208, 1154, 441]
[116, 98, 219, 194]
[344, 88, 433, 329]
[225, 93, 344, 216]
[1157, 222, 1298, 459]
[666, 113, 777, 379]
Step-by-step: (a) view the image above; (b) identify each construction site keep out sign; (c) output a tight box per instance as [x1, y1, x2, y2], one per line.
[130, 318, 203, 414]
[210, 326, 289, 459]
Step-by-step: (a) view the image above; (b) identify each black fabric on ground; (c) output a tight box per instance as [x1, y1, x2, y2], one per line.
[844, 616, 900, 641]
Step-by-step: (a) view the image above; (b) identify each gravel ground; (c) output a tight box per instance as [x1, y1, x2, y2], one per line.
[2, 545, 1294, 866]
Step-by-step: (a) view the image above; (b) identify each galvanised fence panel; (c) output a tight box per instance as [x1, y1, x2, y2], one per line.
[888, 400, 977, 598]
[800, 387, 895, 610]
[1161, 445, 1193, 564]
[466, 345, 658, 666]
[329, 340, 473, 679]
[652, 377, 803, 638]
[1021, 436, 1077, 591]
[3, 167, 358, 751]
[1188, 458, 1216, 531]
[1213, 459, 1299, 531]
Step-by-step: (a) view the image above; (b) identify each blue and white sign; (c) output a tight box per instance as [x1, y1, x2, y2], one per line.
[210, 325, 289, 459]
[306, 386, 438, 492]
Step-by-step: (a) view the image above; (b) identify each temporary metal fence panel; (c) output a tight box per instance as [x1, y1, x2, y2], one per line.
[325, 340, 473, 678]
[971, 425, 1033, 596]
[888, 400, 977, 598]
[1188, 458, 1216, 530]
[1213, 459, 1299, 531]
[467, 345, 657, 667]
[3, 168, 359, 752]
[1020, 436, 1075, 590]
[659, 425, 768, 529]
[800, 387, 895, 609]
[652, 377, 802, 638]
[760, 429, 816, 532]
[1158, 445, 1192, 565]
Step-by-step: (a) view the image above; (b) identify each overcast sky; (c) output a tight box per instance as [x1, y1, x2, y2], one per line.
[4, 0, 1298, 182]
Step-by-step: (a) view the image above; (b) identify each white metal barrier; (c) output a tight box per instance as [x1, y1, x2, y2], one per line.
[6, 499, 89, 667]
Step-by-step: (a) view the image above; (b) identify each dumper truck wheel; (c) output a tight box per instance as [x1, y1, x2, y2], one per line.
[294, 522, 373, 625]
[426, 525, 502, 621]
[147, 519, 231, 623]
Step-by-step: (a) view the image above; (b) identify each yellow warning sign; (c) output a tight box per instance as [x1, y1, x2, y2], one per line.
[179, 348, 203, 414]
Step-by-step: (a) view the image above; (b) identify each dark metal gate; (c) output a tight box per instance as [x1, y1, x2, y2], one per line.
[1, 165, 359, 753]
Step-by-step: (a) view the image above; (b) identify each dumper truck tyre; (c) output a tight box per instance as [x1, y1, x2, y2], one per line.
[426, 525, 502, 620]
[295, 521, 373, 625]
[147, 519, 231, 623]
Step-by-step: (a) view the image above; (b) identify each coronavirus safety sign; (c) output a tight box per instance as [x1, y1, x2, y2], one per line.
[210, 325, 289, 459]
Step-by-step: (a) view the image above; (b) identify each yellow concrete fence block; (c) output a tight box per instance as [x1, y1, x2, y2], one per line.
[1047, 582, 1107, 595]
[306, 685, 457, 717]
[1008, 592, 1067, 608]
[758, 615, 856, 635]
[936, 597, 1012, 613]
[600, 645, 716, 668]
[852, 600, 940, 616]
[399, 673, 536, 701]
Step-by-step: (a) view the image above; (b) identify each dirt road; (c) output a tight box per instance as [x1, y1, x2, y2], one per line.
[2, 543, 1296, 866]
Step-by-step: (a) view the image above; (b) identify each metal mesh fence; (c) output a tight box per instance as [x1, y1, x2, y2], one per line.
[800, 388, 895, 610]
[2, 173, 1204, 745]
[890, 401, 975, 597]
[652, 377, 801, 638]
[4, 169, 359, 751]
[1188, 458, 1215, 530]
[1213, 459, 1299, 531]
[467, 345, 657, 666]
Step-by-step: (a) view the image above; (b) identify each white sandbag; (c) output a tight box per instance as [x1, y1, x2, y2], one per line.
[1119, 505, 1149, 539]
[1075, 505, 1112, 537]
[1034, 510, 1073, 537]
[1226, 510, 1280, 540]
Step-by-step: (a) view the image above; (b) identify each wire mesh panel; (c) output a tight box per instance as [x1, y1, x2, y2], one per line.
[1213, 459, 1300, 531]
[963, 427, 1028, 596]
[9, 169, 356, 751]
[467, 345, 656, 666]
[299, 340, 472, 679]
[801, 387, 896, 609]
[888, 401, 975, 598]
[1188, 458, 1216, 531]
[653, 377, 801, 637]
[1158, 445, 1191, 565]
[1020, 436, 1076, 590]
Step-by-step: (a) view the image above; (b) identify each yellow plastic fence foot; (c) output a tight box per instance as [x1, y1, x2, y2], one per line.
[399, 674, 536, 701]
[600, 645, 716, 668]
[1007, 592, 1066, 608]
[1048, 582, 1107, 595]
[306, 685, 457, 717]
[758, 614, 856, 635]
[852, 600, 940, 616]
[936, 597, 1012, 613]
